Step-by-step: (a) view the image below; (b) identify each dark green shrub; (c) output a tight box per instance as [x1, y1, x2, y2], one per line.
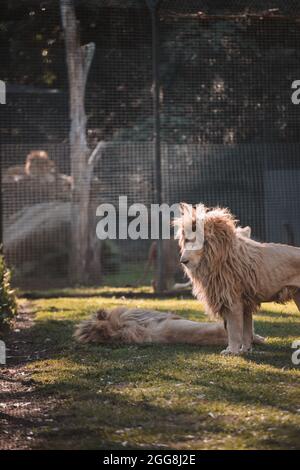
[0, 255, 17, 334]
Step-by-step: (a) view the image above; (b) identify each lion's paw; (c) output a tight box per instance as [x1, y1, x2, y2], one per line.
[240, 345, 253, 354]
[220, 347, 242, 356]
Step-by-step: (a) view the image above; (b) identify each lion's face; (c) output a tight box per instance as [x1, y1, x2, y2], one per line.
[180, 245, 203, 270]
[175, 202, 251, 273]
[174, 202, 206, 271]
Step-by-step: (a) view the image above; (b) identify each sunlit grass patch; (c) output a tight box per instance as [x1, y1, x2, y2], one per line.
[22, 289, 300, 450]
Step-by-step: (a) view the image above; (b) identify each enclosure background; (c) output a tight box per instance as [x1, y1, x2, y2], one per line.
[1, 0, 300, 288]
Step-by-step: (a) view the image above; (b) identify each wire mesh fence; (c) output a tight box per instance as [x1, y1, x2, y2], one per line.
[1, 0, 300, 289]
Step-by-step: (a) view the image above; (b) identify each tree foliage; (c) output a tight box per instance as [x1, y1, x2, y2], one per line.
[1, 1, 300, 145]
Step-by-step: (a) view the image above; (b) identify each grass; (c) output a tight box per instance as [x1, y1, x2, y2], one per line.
[22, 290, 300, 450]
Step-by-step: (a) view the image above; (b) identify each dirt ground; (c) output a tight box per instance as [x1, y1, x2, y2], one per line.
[0, 303, 56, 450]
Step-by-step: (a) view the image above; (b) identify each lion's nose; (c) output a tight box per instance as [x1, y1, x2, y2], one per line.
[180, 256, 189, 265]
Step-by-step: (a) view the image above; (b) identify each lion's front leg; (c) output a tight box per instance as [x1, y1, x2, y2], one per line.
[241, 309, 253, 353]
[221, 302, 243, 355]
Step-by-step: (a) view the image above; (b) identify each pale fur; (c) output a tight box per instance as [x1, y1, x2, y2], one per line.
[74, 307, 265, 346]
[175, 203, 300, 354]
[175, 206, 259, 317]
[172, 225, 251, 291]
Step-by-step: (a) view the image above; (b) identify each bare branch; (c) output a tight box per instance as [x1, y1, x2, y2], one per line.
[88, 141, 109, 167]
[82, 42, 95, 88]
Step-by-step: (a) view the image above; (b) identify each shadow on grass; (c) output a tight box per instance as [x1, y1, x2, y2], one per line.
[31, 385, 300, 450]
[28, 348, 300, 449]
[24, 313, 300, 396]
[10, 305, 299, 449]
[26, 299, 300, 356]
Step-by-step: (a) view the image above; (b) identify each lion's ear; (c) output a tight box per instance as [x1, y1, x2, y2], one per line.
[237, 225, 251, 238]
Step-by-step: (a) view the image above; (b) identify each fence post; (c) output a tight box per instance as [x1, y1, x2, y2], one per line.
[146, 0, 165, 292]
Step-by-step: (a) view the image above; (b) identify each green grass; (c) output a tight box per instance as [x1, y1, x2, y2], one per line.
[24, 291, 300, 450]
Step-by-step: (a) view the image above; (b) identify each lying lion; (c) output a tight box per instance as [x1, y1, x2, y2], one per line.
[74, 307, 265, 346]
[176, 203, 300, 355]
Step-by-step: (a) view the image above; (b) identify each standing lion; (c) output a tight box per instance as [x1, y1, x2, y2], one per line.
[175, 203, 300, 355]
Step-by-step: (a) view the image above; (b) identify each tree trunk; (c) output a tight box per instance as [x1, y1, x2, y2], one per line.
[60, 0, 96, 284]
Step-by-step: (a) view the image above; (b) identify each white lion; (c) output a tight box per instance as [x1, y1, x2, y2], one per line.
[74, 306, 265, 346]
[175, 203, 300, 355]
